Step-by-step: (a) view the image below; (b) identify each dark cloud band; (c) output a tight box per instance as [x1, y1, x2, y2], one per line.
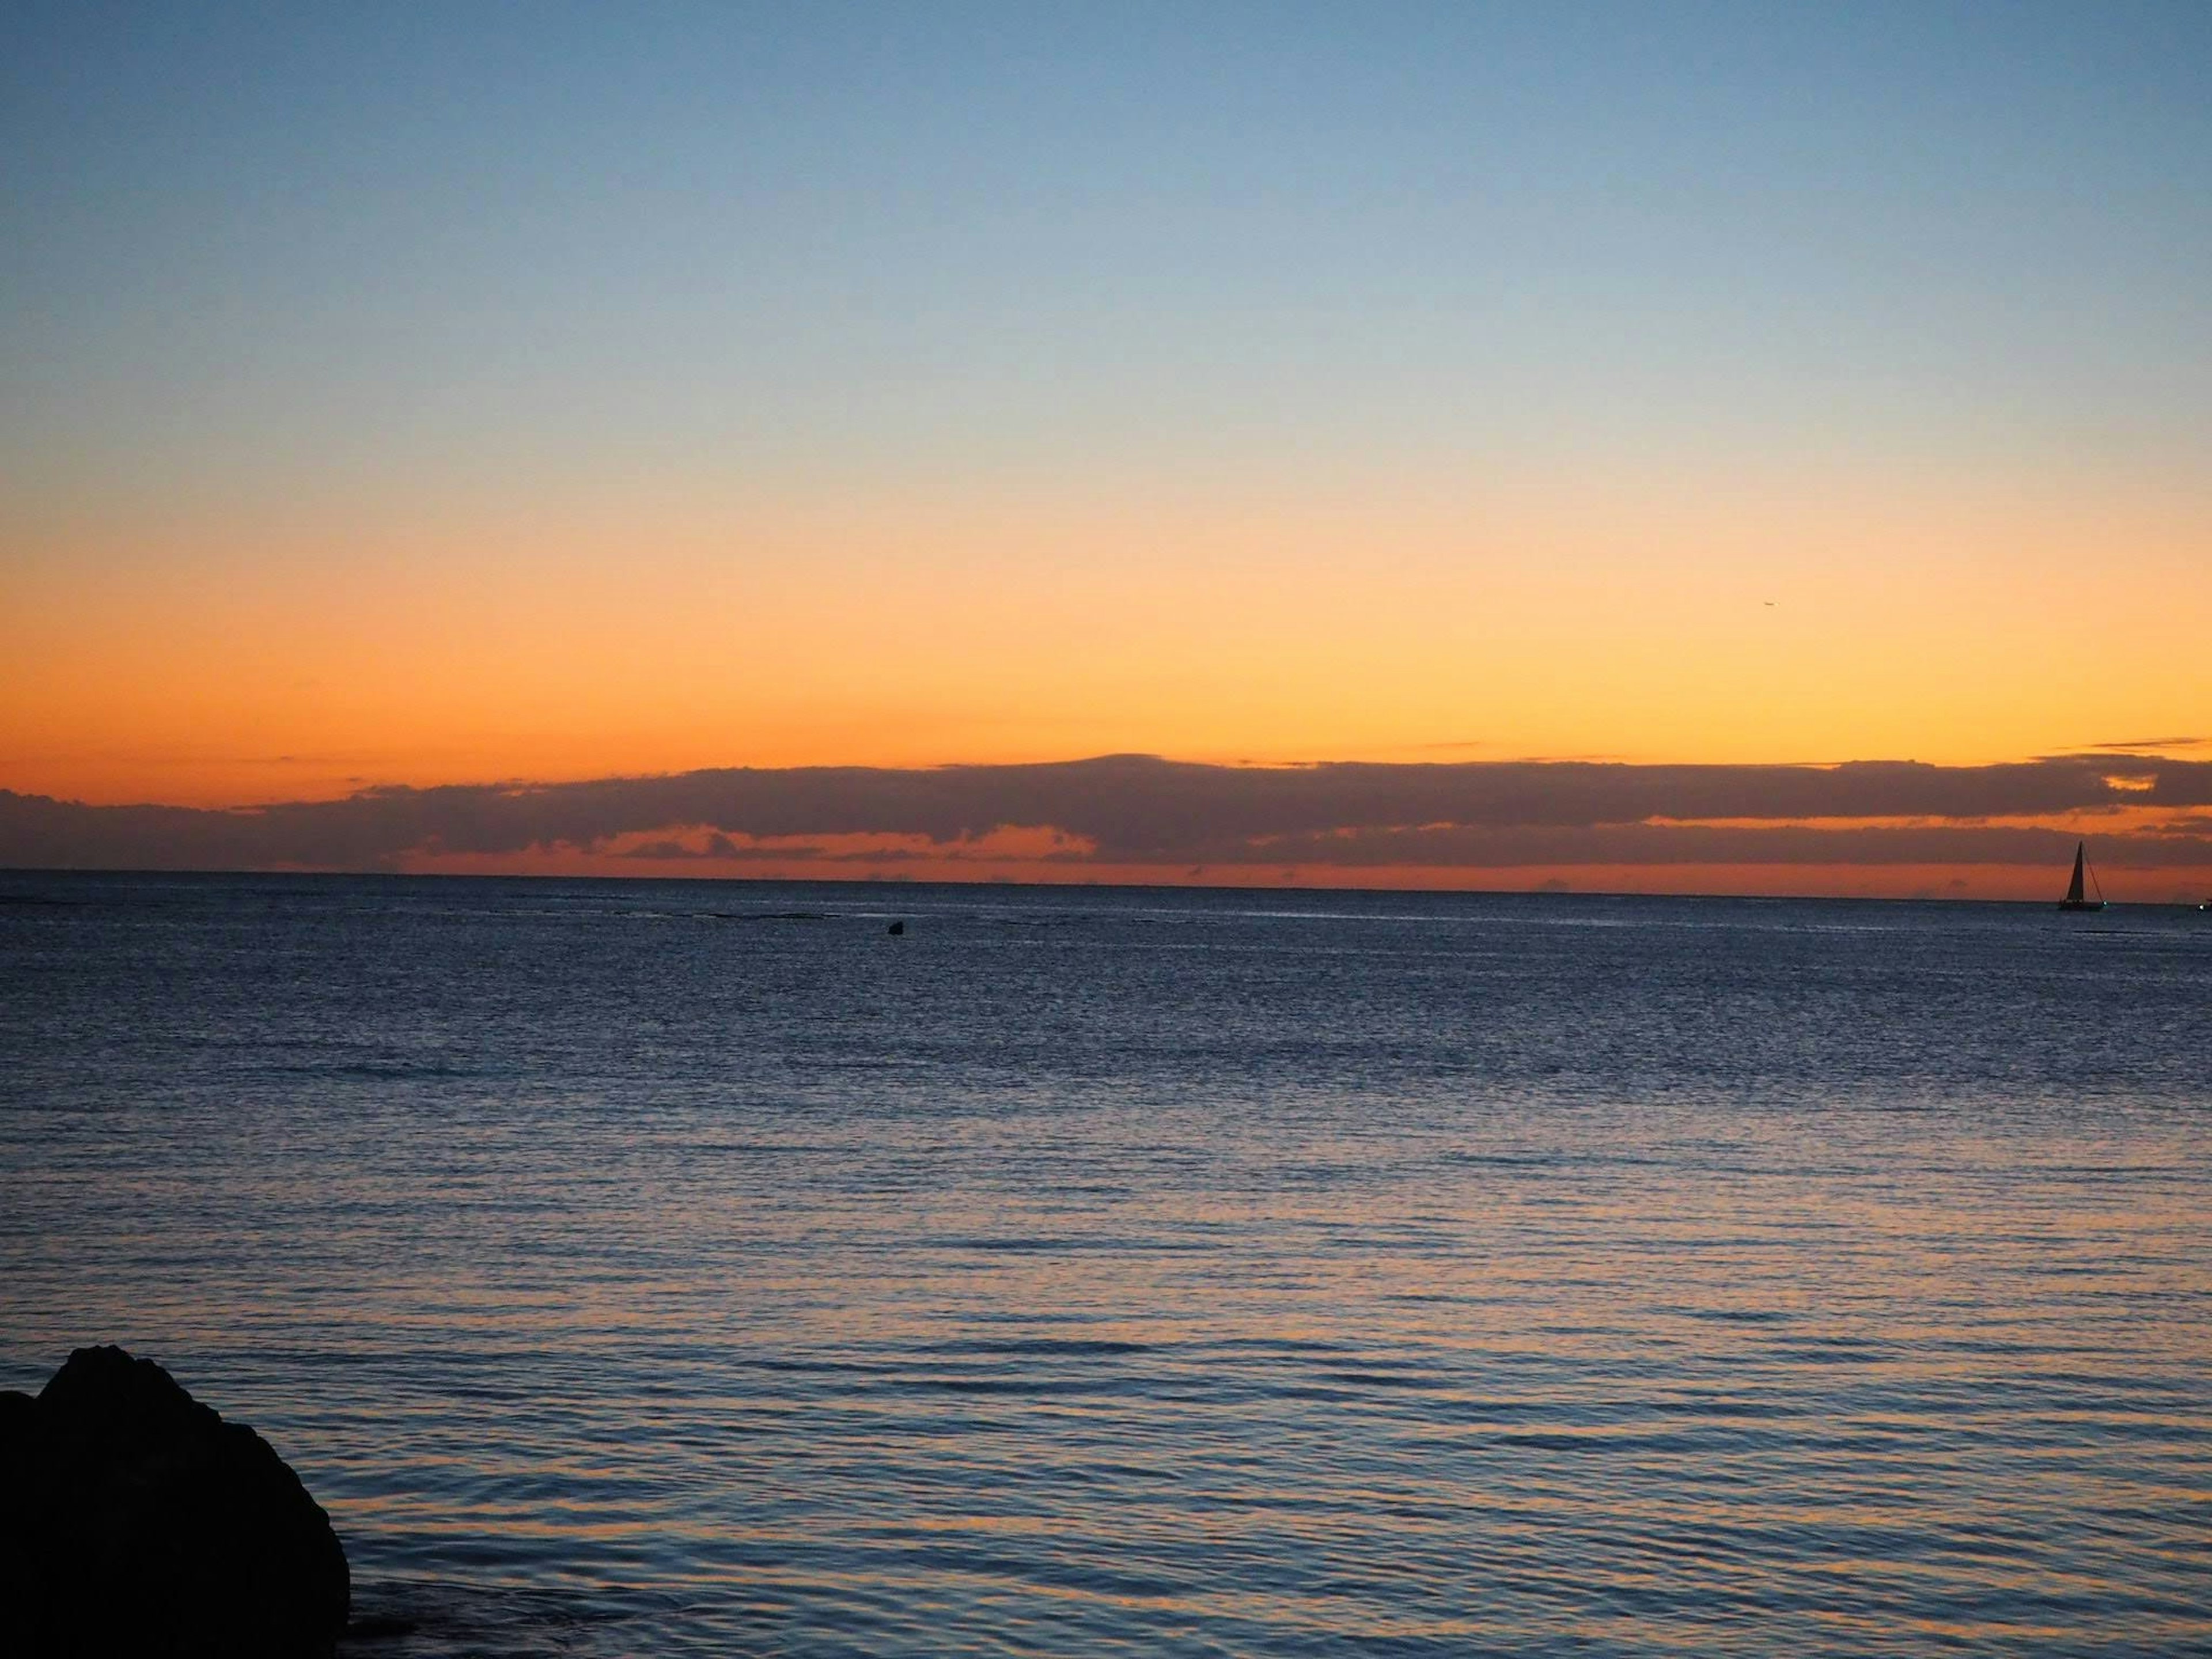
[5, 752, 2211, 873]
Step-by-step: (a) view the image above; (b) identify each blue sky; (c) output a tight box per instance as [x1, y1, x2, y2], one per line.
[8, 2, 2209, 497]
[5, 3, 2210, 851]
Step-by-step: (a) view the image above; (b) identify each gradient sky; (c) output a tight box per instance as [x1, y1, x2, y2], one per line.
[5, 4, 2209, 892]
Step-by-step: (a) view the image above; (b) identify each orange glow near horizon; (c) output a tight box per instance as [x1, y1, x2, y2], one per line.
[6, 465, 2210, 809]
[206, 809, 2204, 904]
[391, 851, 2209, 906]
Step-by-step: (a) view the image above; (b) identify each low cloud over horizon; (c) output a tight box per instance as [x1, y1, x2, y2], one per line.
[6, 752, 2212, 901]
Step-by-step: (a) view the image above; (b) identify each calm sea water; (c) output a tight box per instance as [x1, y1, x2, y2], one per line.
[3, 873, 2209, 1656]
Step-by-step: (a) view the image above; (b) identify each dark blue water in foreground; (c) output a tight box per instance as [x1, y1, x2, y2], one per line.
[3, 873, 2210, 1655]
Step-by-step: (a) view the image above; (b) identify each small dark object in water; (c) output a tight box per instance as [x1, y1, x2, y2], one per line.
[887, 919, 906, 935]
[0, 1344, 349, 1657]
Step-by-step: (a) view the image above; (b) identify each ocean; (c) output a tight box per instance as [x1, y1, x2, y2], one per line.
[3, 872, 2208, 1655]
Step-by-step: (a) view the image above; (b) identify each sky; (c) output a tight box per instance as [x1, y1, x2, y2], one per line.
[5, 3, 2209, 896]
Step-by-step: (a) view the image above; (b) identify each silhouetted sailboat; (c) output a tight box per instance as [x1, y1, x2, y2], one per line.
[2057, 841, 2105, 912]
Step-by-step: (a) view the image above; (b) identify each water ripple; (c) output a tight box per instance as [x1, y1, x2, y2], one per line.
[3, 875, 2209, 1654]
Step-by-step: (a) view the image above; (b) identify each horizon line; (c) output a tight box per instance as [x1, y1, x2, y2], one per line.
[3, 861, 2192, 910]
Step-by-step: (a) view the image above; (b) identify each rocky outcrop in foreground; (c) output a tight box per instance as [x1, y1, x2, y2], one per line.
[0, 1344, 349, 1657]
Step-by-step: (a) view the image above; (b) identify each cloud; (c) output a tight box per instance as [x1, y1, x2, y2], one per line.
[2085, 736, 2206, 751]
[5, 752, 2212, 876]
[1206, 819, 2212, 869]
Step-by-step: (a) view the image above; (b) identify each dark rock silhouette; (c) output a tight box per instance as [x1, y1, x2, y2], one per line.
[0, 1344, 349, 1657]
[887, 919, 906, 935]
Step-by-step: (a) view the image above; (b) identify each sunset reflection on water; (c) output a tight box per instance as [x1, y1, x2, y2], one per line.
[4, 874, 2209, 1654]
